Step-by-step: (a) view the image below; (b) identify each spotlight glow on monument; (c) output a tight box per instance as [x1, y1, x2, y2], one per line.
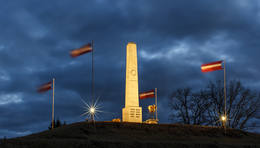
[122, 42, 142, 123]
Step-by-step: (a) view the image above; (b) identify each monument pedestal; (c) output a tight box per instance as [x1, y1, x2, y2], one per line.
[122, 107, 142, 123]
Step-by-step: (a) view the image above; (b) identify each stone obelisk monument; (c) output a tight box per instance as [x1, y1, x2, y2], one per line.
[122, 42, 142, 123]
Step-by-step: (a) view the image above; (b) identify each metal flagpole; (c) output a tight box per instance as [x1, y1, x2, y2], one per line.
[223, 60, 227, 131]
[52, 78, 55, 129]
[155, 88, 158, 121]
[91, 40, 94, 122]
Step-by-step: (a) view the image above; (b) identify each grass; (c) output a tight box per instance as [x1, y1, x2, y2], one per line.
[1, 121, 260, 148]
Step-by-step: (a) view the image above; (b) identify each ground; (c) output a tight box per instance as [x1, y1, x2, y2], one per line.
[0, 121, 259, 148]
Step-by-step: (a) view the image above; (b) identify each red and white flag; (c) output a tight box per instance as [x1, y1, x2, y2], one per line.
[139, 90, 155, 99]
[37, 81, 52, 93]
[201, 61, 223, 72]
[70, 43, 92, 58]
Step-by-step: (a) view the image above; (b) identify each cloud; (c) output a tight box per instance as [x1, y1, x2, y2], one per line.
[0, 0, 259, 137]
[0, 70, 10, 81]
[140, 41, 190, 61]
[0, 93, 23, 105]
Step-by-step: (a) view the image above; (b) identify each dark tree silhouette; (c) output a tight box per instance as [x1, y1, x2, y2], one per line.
[169, 80, 260, 130]
[169, 88, 211, 125]
[48, 119, 66, 130]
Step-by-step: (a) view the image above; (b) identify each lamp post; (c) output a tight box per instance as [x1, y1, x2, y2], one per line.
[221, 115, 227, 134]
[90, 107, 95, 121]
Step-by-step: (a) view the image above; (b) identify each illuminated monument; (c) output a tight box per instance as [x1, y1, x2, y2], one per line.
[122, 42, 142, 123]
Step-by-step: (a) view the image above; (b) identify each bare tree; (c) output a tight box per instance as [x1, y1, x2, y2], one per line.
[169, 88, 211, 125]
[225, 81, 260, 129]
[190, 90, 212, 125]
[169, 80, 260, 130]
[169, 88, 191, 124]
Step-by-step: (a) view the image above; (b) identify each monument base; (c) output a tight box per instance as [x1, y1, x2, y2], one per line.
[122, 106, 142, 123]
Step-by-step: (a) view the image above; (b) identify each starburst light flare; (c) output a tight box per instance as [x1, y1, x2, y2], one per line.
[81, 97, 102, 121]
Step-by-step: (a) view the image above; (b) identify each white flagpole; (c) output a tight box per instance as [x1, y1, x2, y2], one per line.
[224, 60, 227, 130]
[91, 40, 95, 122]
[155, 88, 158, 121]
[52, 78, 55, 129]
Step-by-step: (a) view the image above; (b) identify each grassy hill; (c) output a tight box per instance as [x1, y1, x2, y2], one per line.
[1, 121, 259, 148]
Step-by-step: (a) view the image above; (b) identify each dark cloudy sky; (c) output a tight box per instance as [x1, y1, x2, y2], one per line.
[0, 0, 260, 138]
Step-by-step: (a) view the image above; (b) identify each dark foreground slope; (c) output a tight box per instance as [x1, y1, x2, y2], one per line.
[1, 121, 259, 148]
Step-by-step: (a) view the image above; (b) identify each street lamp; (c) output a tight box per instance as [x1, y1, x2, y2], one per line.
[220, 115, 227, 131]
[221, 115, 226, 122]
[90, 107, 95, 114]
[81, 98, 101, 122]
[90, 107, 95, 121]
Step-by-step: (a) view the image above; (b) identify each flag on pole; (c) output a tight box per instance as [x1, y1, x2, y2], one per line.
[201, 61, 223, 72]
[140, 90, 155, 99]
[70, 43, 92, 58]
[37, 81, 52, 93]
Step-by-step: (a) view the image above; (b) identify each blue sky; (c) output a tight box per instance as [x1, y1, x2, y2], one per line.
[0, 0, 259, 137]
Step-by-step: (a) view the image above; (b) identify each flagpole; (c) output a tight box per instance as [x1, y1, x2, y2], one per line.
[223, 60, 227, 130]
[155, 88, 158, 121]
[91, 40, 94, 121]
[52, 78, 55, 129]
